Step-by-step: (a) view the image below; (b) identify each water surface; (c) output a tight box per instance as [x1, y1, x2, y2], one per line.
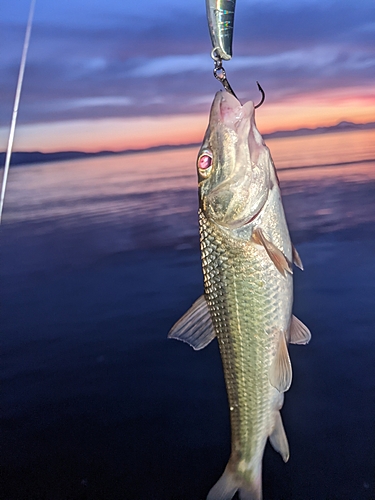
[1, 129, 375, 499]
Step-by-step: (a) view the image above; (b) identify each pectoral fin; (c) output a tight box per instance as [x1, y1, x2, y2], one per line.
[292, 244, 304, 270]
[269, 411, 290, 462]
[269, 332, 292, 392]
[252, 228, 292, 277]
[168, 295, 216, 350]
[290, 315, 311, 345]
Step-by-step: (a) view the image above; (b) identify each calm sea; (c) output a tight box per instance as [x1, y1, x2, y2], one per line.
[1, 129, 375, 499]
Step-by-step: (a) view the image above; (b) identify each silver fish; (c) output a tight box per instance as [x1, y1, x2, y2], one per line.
[169, 90, 311, 500]
[206, 0, 236, 60]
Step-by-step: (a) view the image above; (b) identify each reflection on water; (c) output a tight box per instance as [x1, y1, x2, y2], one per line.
[1, 128, 375, 499]
[268, 129, 375, 169]
[3, 129, 375, 246]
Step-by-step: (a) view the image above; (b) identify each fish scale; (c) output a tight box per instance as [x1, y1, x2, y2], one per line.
[199, 208, 283, 491]
[169, 91, 310, 500]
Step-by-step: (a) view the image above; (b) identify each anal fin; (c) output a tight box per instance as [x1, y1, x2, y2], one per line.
[168, 295, 216, 350]
[269, 411, 290, 462]
[290, 315, 311, 345]
[252, 228, 292, 277]
[269, 332, 292, 392]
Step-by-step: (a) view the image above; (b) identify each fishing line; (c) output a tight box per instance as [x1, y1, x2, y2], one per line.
[0, 0, 36, 223]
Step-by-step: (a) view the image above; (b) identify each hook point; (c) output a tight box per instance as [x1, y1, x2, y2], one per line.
[254, 81, 265, 109]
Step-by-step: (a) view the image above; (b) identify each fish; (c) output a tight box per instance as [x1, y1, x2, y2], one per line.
[169, 90, 311, 500]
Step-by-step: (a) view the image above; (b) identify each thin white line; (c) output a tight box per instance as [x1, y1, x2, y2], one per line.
[0, 0, 36, 223]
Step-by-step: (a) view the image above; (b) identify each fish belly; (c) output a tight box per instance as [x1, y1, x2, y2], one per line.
[199, 209, 292, 498]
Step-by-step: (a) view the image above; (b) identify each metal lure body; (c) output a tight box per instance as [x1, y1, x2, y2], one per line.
[206, 0, 236, 60]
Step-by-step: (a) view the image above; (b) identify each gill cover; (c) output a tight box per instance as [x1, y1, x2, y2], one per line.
[198, 91, 270, 229]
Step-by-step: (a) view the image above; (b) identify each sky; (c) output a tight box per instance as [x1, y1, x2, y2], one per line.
[0, 0, 374, 152]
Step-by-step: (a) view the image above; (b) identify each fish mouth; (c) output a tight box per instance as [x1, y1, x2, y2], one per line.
[212, 91, 254, 130]
[201, 90, 270, 230]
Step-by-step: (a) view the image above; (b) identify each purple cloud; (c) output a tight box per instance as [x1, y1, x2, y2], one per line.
[1, 0, 374, 127]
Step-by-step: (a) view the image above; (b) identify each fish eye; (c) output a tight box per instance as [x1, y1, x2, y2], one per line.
[197, 152, 212, 177]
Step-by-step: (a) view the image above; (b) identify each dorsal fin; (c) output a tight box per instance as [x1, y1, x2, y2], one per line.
[290, 315, 311, 345]
[292, 244, 304, 270]
[168, 295, 216, 350]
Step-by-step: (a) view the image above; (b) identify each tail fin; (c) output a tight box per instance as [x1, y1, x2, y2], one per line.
[207, 465, 238, 500]
[207, 464, 262, 500]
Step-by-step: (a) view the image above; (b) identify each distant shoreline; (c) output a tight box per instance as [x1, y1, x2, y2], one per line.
[1, 120, 374, 167]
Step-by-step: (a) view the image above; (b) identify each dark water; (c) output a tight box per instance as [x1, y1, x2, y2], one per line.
[1, 131, 375, 499]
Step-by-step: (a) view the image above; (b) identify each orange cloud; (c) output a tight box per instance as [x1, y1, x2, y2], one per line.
[2, 114, 208, 153]
[255, 86, 375, 134]
[1, 86, 373, 153]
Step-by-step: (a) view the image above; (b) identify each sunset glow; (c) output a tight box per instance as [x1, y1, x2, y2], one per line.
[1, 88, 373, 153]
[1, 0, 374, 154]
[255, 87, 375, 135]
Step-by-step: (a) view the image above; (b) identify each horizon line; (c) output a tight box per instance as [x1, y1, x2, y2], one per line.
[1, 119, 374, 166]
